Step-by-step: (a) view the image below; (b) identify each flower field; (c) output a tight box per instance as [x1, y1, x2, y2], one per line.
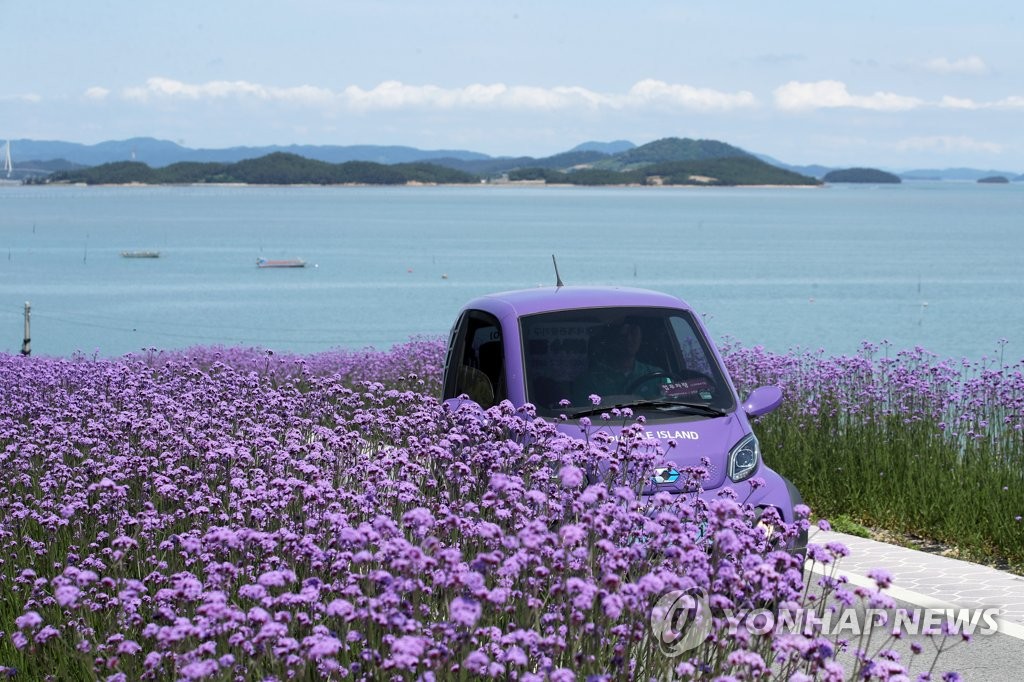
[0, 338, 987, 680]
[721, 340, 1024, 569]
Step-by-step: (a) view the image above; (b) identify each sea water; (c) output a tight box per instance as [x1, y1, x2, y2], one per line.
[0, 182, 1021, 361]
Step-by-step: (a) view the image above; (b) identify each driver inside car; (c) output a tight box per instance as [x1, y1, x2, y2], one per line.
[577, 319, 665, 401]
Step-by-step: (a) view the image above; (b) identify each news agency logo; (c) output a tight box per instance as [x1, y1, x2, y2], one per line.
[651, 588, 1003, 657]
[649, 588, 713, 657]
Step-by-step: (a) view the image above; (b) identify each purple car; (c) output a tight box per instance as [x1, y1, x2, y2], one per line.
[441, 285, 805, 550]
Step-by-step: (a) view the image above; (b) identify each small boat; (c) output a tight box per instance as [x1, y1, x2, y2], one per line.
[121, 251, 161, 258]
[257, 257, 306, 268]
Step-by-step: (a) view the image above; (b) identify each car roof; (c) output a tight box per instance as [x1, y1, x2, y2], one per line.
[461, 285, 694, 318]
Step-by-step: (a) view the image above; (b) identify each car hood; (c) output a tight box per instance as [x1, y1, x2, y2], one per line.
[553, 412, 748, 491]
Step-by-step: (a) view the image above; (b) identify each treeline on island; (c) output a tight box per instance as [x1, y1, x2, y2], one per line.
[822, 168, 902, 184]
[509, 157, 817, 187]
[47, 153, 479, 186]
[44, 138, 823, 187]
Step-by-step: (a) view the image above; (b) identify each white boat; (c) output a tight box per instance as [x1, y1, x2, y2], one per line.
[257, 257, 306, 268]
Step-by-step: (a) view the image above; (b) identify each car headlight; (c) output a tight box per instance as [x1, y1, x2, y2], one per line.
[728, 433, 760, 482]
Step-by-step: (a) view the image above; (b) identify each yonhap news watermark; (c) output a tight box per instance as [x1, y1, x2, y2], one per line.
[651, 588, 1003, 657]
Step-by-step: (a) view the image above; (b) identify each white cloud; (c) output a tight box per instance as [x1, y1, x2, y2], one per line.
[340, 81, 607, 110]
[1, 93, 42, 103]
[939, 95, 979, 110]
[122, 77, 334, 104]
[895, 136, 1002, 155]
[774, 80, 923, 112]
[84, 87, 110, 101]
[997, 96, 1024, 109]
[924, 56, 988, 75]
[940, 95, 1024, 110]
[626, 79, 757, 111]
[112, 77, 757, 112]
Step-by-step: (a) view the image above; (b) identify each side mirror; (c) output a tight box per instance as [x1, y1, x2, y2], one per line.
[743, 386, 783, 418]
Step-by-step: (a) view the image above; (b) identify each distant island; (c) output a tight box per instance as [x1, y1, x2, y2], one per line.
[977, 176, 1010, 184]
[5, 136, 1023, 185]
[823, 168, 902, 184]
[42, 138, 822, 187]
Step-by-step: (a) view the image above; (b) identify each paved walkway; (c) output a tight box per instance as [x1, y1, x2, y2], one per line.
[807, 529, 1024, 640]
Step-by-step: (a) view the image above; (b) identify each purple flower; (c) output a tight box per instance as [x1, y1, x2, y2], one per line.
[180, 659, 218, 680]
[305, 634, 342, 659]
[559, 523, 587, 545]
[326, 598, 354, 619]
[602, 593, 625, 619]
[257, 569, 296, 587]
[402, 506, 435, 529]
[504, 645, 528, 666]
[463, 650, 489, 674]
[867, 567, 893, 589]
[34, 626, 60, 644]
[559, 465, 584, 487]
[450, 597, 481, 627]
[14, 611, 42, 630]
[390, 635, 426, 668]
[117, 640, 142, 655]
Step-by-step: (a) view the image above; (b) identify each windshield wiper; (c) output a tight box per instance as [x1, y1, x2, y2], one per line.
[567, 399, 727, 419]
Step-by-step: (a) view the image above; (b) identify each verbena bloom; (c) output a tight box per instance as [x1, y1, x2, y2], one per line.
[117, 640, 142, 655]
[34, 626, 61, 644]
[14, 611, 42, 630]
[326, 599, 354, 618]
[390, 635, 426, 668]
[306, 635, 342, 659]
[559, 465, 584, 488]
[464, 650, 489, 674]
[867, 567, 893, 589]
[450, 597, 481, 627]
[55, 585, 81, 607]
[180, 659, 218, 680]
[257, 569, 295, 587]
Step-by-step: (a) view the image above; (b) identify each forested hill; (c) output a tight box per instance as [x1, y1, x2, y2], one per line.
[46, 138, 823, 186]
[609, 138, 754, 167]
[510, 157, 819, 187]
[823, 168, 902, 184]
[48, 153, 479, 186]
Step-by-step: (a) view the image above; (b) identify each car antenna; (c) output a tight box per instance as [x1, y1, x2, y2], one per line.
[552, 254, 564, 288]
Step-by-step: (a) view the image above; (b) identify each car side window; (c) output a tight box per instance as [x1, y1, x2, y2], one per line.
[443, 310, 506, 408]
[670, 316, 714, 377]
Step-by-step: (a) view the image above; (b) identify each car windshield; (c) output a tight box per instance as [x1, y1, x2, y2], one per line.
[520, 306, 735, 418]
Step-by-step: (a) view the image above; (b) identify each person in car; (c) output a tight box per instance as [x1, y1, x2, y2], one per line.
[578, 320, 665, 401]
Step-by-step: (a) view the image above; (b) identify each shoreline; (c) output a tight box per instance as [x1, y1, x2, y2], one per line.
[23, 180, 825, 189]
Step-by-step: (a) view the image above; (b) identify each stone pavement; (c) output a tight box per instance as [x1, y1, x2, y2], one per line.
[806, 529, 1024, 640]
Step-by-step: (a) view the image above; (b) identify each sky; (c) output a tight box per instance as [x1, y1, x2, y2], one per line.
[3, 1, 1022, 170]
